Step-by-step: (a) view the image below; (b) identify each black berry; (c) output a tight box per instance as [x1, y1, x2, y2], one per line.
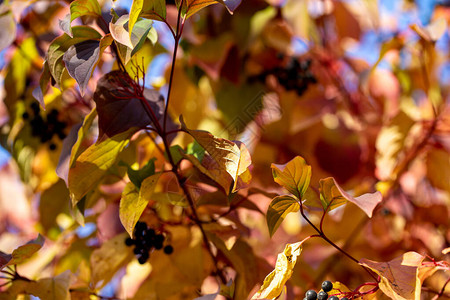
[163, 245, 173, 254]
[125, 238, 134, 246]
[306, 290, 317, 300]
[317, 291, 328, 300]
[138, 253, 149, 264]
[328, 297, 339, 300]
[49, 143, 57, 151]
[322, 281, 333, 292]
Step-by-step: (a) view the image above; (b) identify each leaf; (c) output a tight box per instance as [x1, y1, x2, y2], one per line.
[0, 5, 16, 52]
[327, 281, 352, 298]
[319, 177, 382, 217]
[120, 174, 161, 237]
[32, 61, 51, 108]
[127, 158, 156, 189]
[47, 26, 102, 87]
[63, 35, 113, 95]
[110, 14, 155, 57]
[359, 252, 425, 300]
[177, 0, 242, 19]
[252, 241, 303, 300]
[271, 156, 311, 200]
[93, 71, 168, 140]
[28, 271, 72, 300]
[410, 18, 447, 43]
[8, 234, 45, 266]
[266, 195, 300, 237]
[60, 0, 102, 37]
[181, 117, 252, 194]
[39, 180, 70, 233]
[68, 128, 135, 206]
[186, 141, 206, 161]
[69, 107, 97, 168]
[90, 232, 134, 288]
[130, 18, 156, 57]
[375, 111, 414, 181]
[426, 148, 450, 192]
[136, 0, 166, 23]
[207, 234, 259, 299]
[0, 251, 12, 269]
[0, 271, 72, 300]
[63, 40, 100, 94]
[70, 0, 101, 22]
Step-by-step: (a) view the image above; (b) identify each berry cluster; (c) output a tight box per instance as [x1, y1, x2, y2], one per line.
[251, 56, 317, 96]
[22, 102, 67, 150]
[304, 281, 348, 300]
[125, 221, 173, 264]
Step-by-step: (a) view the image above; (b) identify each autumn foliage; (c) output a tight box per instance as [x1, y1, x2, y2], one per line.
[0, 0, 449, 299]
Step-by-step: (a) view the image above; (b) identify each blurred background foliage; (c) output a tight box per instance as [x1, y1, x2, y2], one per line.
[0, 0, 449, 299]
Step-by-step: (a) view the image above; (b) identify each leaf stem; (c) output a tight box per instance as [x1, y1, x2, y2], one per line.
[163, 0, 185, 134]
[299, 201, 379, 281]
[431, 277, 450, 300]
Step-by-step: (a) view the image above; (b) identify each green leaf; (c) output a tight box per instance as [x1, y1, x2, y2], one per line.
[70, 0, 101, 21]
[180, 116, 252, 194]
[68, 128, 135, 206]
[47, 26, 102, 87]
[130, 18, 156, 57]
[60, 0, 102, 37]
[127, 158, 156, 189]
[252, 241, 303, 300]
[271, 156, 311, 200]
[110, 14, 155, 59]
[8, 234, 45, 266]
[186, 141, 205, 161]
[130, 0, 166, 36]
[90, 232, 134, 288]
[168, 145, 185, 165]
[266, 195, 300, 237]
[319, 177, 382, 217]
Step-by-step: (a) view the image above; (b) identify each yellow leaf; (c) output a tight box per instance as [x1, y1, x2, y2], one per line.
[359, 252, 425, 300]
[320, 177, 382, 217]
[271, 156, 311, 200]
[68, 128, 135, 205]
[119, 174, 161, 237]
[252, 242, 303, 300]
[266, 195, 300, 237]
[90, 232, 133, 288]
[8, 234, 45, 266]
[181, 116, 252, 194]
[0, 271, 72, 300]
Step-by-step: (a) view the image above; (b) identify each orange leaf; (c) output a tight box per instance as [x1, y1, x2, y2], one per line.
[359, 252, 425, 300]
